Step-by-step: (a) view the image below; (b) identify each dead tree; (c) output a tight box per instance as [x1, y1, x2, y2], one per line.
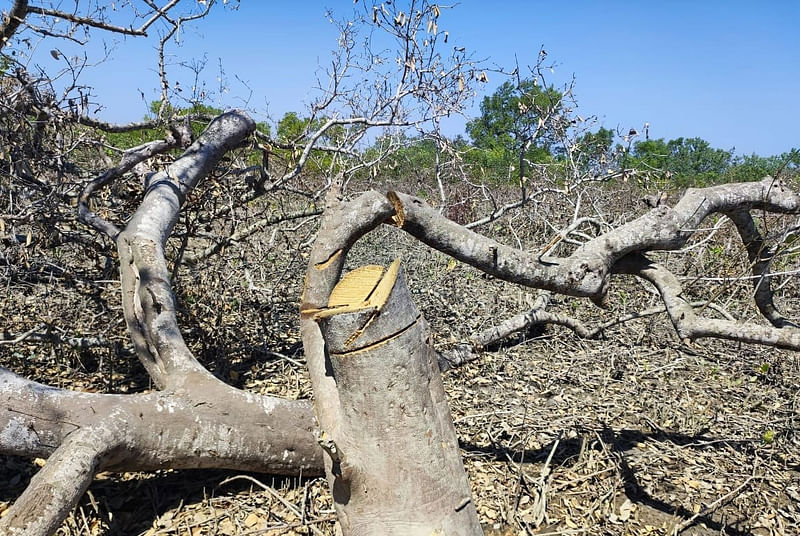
[3, 2, 800, 536]
[0, 111, 325, 536]
[297, 173, 800, 535]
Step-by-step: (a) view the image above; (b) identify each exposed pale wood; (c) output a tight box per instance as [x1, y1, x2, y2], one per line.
[369, 257, 402, 310]
[327, 265, 384, 307]
[305, 258, 403, 323]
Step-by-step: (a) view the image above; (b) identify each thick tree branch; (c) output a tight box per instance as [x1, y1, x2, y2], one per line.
[0, 0, 27, 49]
[116, 110, 255, 389]
[0, 367, 323, 475]
[726, 210, 797, 328]
[0, 423, 120, 536]
[79, 137, 183, 239]
[389, 177, 800, 300]
[0, 365, 323, 533]
[618, 254, 800, 350]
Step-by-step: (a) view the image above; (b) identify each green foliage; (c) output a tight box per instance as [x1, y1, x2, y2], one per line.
[276, 112, 341, 145]
[574, 127, 615, 174]
[628, 137, 732, 186]
[273, 111, 345, 175]
[375, 135, 439, 183]
[627, 136, 797, 187]
[724, 150, 799, 183]
[277, 112, 307, 142]
[146, 100, 224, 120]
[105, 128, 163, 151]
[466, 79, 563, 181]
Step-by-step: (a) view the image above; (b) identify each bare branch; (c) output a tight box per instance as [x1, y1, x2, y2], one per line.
[389, 177, 800, 300]
[183, 206, 322, 265]
[618, 253, 800, 350]
[439, 298, 737, 370]
[0, 325, 116, 350]
[74, 115, 163, 133]
[79, 137, 183, 239]
[0, 0, 28, 49]
[26, 5, 147, 36]
[117, 111, 255, 389]
[726, 210, 797, 328]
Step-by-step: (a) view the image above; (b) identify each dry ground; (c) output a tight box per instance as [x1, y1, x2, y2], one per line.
[2, 185, 799, 535]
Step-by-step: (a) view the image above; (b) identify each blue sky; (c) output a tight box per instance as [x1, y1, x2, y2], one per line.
[24, 1, 799, 156]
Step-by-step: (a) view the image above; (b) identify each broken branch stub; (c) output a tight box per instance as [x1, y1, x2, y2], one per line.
[315, 261, 482, 536]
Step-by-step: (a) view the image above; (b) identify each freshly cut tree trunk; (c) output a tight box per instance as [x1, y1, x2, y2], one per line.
[313, 260, 482, 536]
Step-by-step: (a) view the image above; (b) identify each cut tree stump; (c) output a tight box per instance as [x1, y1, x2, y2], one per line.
[313, 259, 482, 536]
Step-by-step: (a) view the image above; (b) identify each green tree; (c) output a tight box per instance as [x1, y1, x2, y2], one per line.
[276, 111, 308, 142]
[574, 126, 615, 174]
[466, 79, 562, 181]
[725, 150, 799, 183]
[629, 136, 732, 186]
[379, 135, 438, 182]
[273, 111, 346, 174]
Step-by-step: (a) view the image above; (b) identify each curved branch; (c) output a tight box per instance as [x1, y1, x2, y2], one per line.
[389, 177, 800, 300]
[0, 367, 324, 533]
[118, 110, 255, 389]
[438, 298, 737, 370]
[0, 0, 27, 49]
[0, 424, 120, 536]
[78, 137, 181, 239]
[726, 210, 797, 328]
[618, 254, 800, 350]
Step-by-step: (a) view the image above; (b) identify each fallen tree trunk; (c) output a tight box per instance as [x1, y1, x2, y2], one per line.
[5, 106, 800, 536]
[0, 111, 326, 536]
[0, 367, 322, 474]
[1, 368, 323, 536]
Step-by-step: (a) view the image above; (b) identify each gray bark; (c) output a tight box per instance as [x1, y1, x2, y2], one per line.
[0, 0, 28, 49]
[388, 180, 800, 350]
[300, 190, 397, 487]
[1, 112, 327, 535]
[389, 178, 800, 300]
[726, 210, 797, 328]
[315, 264, 481, 535]
[5, 104, 800, 536]
[0, 368, 322, 475]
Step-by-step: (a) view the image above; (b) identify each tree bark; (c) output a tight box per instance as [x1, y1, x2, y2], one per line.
[313, 261, 481, 535]
[1, 112, 327, 535]
[0, 0, 28, 49]
[0, 368, 324, 535]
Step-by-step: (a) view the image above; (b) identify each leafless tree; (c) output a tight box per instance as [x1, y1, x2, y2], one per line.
[2, 2, 800, 536]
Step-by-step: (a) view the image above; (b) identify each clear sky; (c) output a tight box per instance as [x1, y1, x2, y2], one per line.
[29, 1, 799, 157]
